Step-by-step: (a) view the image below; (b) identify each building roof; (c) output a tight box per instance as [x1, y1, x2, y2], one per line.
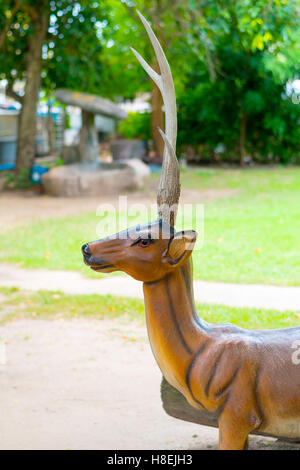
[54, 89, 127, 120]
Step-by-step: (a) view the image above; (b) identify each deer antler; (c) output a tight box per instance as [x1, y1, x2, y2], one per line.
[131, 10, 180, 227]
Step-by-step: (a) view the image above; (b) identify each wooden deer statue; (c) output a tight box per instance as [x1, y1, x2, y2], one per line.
[82, 11, 300, 450]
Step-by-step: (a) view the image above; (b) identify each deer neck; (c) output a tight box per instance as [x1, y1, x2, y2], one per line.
[143, 258, 209, 394]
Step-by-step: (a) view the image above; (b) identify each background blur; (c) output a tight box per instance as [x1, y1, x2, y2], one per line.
[0, 0, 300, 451]
[0, 0, 299, 178]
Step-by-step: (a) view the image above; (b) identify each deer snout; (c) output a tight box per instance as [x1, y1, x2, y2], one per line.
[82, 243, 91, 256]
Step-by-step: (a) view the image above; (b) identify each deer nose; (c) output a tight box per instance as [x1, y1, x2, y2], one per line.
[82, 243, 91, 256]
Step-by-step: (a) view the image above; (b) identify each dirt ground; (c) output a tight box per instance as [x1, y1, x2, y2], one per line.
[0, 317, 298, 451]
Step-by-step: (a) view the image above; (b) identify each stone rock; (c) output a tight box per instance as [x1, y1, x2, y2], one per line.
[124, 158, 151, 188]
[110, 139, 147, 161]
[41, 161, 150, 197]
[54, 89, 127, 120]
[61, 145, 80, 164]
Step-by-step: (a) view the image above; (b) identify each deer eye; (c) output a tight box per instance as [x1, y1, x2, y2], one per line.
[138, 238, 151, 247]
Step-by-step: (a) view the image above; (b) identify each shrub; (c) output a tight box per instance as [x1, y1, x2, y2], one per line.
[118, 111, 151, 141]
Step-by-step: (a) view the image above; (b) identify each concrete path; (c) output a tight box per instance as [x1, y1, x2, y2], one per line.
[0, 263, 299, 311]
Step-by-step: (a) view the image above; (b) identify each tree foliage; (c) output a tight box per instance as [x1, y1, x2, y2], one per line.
[102, 0, 300, 164]
[176, 0, 300, 163]
[0, 1, 108, 94]
[0, 0, 299, 166]
[43, 1, 107, 94]
[118, 111, 151, 141]
[0, 0, 108, 177]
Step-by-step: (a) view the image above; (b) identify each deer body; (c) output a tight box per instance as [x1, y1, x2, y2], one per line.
[82, 12, 300, 449]
[144, 256, 300, 448]
[83, 219, 300, 449]
[143, 259, 208, 395]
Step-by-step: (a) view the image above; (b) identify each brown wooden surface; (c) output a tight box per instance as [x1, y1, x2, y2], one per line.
[161, 376, 218, 429]
[160, 377, 300, 443]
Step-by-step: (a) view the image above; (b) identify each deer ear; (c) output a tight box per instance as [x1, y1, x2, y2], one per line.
[163, 230, 197, 267]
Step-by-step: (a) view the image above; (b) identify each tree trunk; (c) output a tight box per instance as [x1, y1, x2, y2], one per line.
[15, 8, 48, 176]
[47, 100, 55, 155]
[79, 111, 99, 163]
[240, 111, 247, 167]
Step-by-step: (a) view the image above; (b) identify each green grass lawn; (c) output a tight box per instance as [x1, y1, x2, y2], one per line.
[0, 286, 299, 330]
[0, 166, 299, 285]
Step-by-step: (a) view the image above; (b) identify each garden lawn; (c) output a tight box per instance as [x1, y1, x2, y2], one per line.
[0, 286, 299, 330]
[0, 166, 299, 285]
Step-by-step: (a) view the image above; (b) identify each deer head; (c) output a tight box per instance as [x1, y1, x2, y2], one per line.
[82, 11, 197, 283]
[82, 219, 197, 282]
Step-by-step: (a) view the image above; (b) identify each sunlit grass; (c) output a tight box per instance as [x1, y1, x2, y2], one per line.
[0, 286, 299, 330]
[0, 166, 299, 285]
